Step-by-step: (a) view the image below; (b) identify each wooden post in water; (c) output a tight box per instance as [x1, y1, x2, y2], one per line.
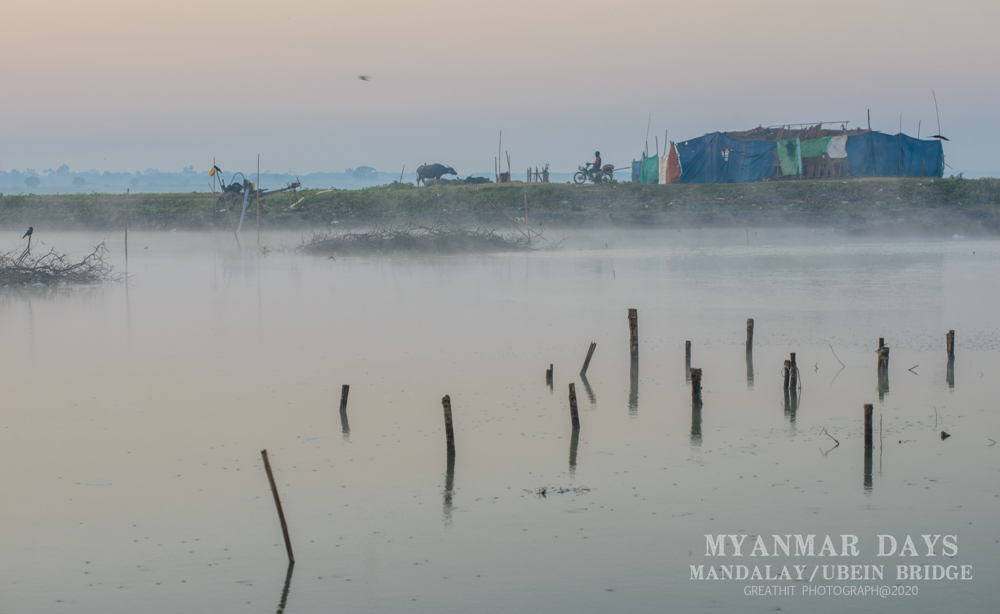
[863, 404, 874, 448]
[260, 449, 294, 564]
[568, 383, 580, 429]
[745, 318, 754, 353]
[580, 342, 597, 376]
[628, 308, 638, 359]
[877, 342, 890, 400]
[339, 385, 350, 437]
[863, 404, 874, 492]
[546, 364, 553, 387]
[442, 395, 456, 458]
[685, 340, 692, 383]
[783, 360, 791, 391]
[339, 385, 350, 414]
[877, 340, 890, 373]
[789, 353, 798, 390]
[690, 368, 702, 399]
[946, 329, 956, 388]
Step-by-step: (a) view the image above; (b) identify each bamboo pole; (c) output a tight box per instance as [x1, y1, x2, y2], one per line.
[257, 154, 261, 246]
[125, 188, 129, 270]
[524, 187, 530, 247]
[260, 449, 294, 564]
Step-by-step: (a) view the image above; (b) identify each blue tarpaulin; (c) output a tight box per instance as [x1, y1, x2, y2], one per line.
[631, 160, 641, 183]
[845, 131, 944, 178]
[676, 132, 777, 184]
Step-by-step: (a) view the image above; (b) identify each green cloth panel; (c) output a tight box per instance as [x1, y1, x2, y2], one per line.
[776, 139, 800, 176]
[641, 154, 659, 184]
[800, 137, 832, 159]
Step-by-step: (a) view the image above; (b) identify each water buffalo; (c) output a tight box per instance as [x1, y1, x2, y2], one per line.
[416, 163, 457, 186]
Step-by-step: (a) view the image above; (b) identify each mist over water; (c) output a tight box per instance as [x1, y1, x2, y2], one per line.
[1, 228, 997, 613]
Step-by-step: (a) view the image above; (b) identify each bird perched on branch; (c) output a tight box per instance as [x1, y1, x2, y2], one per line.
[22, 227, 33, 239]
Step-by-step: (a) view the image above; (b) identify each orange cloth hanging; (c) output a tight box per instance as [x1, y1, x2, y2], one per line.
[665, 142, 681, 184]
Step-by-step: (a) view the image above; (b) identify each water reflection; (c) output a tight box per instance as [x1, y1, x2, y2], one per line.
[864, 445, 873, 494]
[690, 402, 702, 446]
[443, 452, 455, 526]
[746, 350, 754, 389]
[275, 562, 295, 614]
[947, 357, 955, 389]
[783, 388, 798, 430]
[569, 427, 580, 476]
[877, 370, 890, 401]
[579, 373, 596, 405]
[339, 406, 350, 441]
[628, 358, 638, 415]
[545, 364, 553, 391]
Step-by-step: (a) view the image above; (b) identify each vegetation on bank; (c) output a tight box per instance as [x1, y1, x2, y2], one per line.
[0, 176, 998, 234]
[300, 224, 534, 256]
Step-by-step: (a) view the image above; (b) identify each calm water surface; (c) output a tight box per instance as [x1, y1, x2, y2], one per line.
[1, 228, 998, 613]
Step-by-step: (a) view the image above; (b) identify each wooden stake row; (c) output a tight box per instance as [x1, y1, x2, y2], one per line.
[257, 323, 959, 561]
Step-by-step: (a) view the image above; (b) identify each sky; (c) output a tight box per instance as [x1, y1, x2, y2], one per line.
[1, 0, 997, 176]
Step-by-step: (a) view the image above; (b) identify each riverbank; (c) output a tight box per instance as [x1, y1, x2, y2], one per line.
[1, 176, 998, 235]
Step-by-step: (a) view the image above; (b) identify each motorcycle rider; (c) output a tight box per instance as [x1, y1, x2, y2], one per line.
[587, 151, 602, 180]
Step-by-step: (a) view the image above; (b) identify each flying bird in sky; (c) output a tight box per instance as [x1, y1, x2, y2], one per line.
[358, 74, 371, 81]
[22, 227, 33, 239]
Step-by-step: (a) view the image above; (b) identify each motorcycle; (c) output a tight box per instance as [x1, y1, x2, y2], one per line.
[573, 163, 615, 184]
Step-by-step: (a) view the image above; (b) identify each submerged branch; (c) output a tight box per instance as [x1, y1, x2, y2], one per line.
[0, 241, 118, 286]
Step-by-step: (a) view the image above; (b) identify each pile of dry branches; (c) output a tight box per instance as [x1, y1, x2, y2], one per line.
[0, 241, 118, 286]
[300, 224, 536, 255]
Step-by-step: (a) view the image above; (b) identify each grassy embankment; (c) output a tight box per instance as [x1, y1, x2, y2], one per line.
[1, 176, 998, 234]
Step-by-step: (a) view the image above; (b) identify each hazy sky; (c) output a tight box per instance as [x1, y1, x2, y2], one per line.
[2, 0, 997, 175]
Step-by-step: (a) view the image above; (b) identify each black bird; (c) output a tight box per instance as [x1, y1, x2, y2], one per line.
[358, 74, 371, 81]
[22, 227, 33, 239]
